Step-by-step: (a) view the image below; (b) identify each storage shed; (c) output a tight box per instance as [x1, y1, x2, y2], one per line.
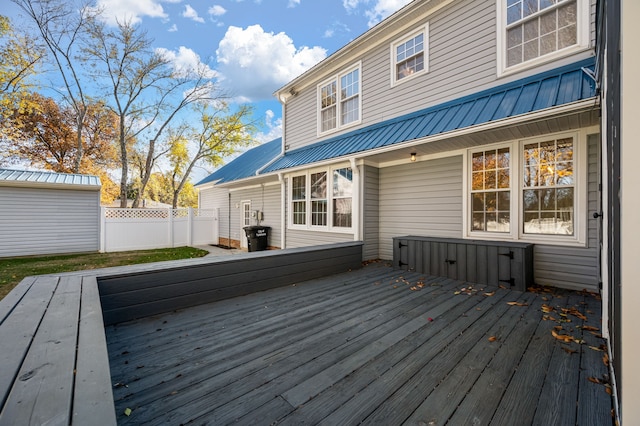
[0, 168, 101, 258]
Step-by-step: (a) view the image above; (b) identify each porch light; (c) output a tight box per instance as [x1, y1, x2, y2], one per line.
[410, 152, 417, 162]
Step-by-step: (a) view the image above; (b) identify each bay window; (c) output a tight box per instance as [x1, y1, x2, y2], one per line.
[289, 166, 353, 231]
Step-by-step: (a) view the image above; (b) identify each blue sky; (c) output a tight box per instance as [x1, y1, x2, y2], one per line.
[2, 0, 411, 176]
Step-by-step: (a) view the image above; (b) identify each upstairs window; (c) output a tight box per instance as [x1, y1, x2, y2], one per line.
[392, 25, 428, 85]
[318, 63, 361, 135]
[499, 0, 587, 74]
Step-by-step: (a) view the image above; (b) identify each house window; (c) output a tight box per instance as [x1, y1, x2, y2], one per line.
[467, 133, 583, 244]
[318, 64, 361, 134]
[392, 25, 428, 84]
[333, 168, 353, 228]
[289, 166, 353, 231]
[471, 148, 511, 232]
[310, 172, 327, 226]
[292, 175, 306, 225]
[522, 138, 574, 235]
[500, 0, 586, 73]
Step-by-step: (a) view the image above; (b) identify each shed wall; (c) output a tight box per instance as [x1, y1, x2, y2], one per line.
[0, 187, 100, 257]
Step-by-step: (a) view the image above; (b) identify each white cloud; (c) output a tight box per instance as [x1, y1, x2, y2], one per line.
[208, 5, 227, 16]
[287, 0, 301, 7]
[216, 25, 326, 101]
[365, 0, 412, 27]
[255, 110, 283, 143]
[343, 0, 364, 12]
[168, 23, 178, 32]
[323, 21, 351, 38]
[182, 5, 205, 23]
[94, 0, 168, 25]
[156, 46, 217, 79]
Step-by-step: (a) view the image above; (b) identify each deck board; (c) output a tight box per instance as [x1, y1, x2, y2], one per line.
[106, 264, 613, 425]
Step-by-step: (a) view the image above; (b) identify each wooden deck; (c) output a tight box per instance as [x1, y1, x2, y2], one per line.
[106, 263, 613, 425]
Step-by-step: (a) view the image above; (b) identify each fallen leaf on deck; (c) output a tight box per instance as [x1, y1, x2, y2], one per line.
[603, 353, 610, 367]
[588, 376, 602, 384]
[562, 347, 578, 354]
[581, 325, 599, 331]
[507, 301, 528, 306]
[410, 286, 417, 291]
[488, 336, 497, 342]
[427, 317, 434, 322]
[454, 291, 461, 295]
[553, 325, 563, 331]
[124, 408, 132, 416]
[484, 291, 496, 297]
[589, 345, 604, 351]
[541, 304, 554, 313]
[551, 329, 575, 343]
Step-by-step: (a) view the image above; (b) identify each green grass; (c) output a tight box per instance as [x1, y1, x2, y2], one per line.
[0, 247, 209, 300]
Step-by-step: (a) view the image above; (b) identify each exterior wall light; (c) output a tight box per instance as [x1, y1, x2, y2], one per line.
[410, 152, 417, 162]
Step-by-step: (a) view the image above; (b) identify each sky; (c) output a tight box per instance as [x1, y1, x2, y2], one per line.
[2, 0, 413, 177]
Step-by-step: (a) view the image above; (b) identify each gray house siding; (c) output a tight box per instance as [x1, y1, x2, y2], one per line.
[378, 155, 464, 261]
[230, 184, 282, 249]
[362, 164, 380, 260]
[199, 186, 229, 244]
[283, 0, 596, 152]
[0, 187, 100, 257]
[374, 133, 601, 291]
[532, 133, 600, 290]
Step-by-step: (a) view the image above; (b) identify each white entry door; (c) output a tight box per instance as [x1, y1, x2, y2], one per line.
[241, 201, 251, 249]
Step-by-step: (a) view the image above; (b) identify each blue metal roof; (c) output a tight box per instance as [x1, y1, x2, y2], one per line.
[0, 168, 101, 188]
[262, 58, 597, 173]
[195, 138, 282, 186]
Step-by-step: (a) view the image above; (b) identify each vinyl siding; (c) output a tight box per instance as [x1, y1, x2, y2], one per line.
[0, 187, 100, 257]
[285, 230, 353, 249]
[378, 155, 464, 261]
[283, 0, 597, 152]
[532, 133, 600, 290]
[374, 132, 601, 291]
[199, 186, 229, 241]
[362, 165, 380, 260]
[230, 184, 282, 249]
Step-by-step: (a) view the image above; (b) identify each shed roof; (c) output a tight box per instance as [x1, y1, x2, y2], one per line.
[263, 57, 597, 173]
[0, 168, 101, 190]
[195, 138, 282, 186]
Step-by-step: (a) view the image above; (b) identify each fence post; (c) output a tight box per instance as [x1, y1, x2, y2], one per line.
[168, 208, 174, 248]
[100, 207, 106, 253]
[188, 207, 193, 247]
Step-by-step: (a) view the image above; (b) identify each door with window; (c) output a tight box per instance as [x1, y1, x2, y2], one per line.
[241, 201, 251, 249]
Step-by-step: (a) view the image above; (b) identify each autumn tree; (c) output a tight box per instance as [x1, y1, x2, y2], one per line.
[11, 0, 99, 173]
[165, 103, 257, 208]
[0, 15, 44, 137]
[3, 93, 121, 203]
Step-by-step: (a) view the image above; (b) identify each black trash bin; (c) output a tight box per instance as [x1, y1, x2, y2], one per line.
[243, 226, 270, 252]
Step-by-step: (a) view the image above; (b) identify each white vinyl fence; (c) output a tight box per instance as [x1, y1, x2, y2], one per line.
[101, 207, 218, 253]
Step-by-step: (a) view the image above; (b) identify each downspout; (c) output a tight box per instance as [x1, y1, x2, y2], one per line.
[228, 192, 232, 248]
[279, 173, 286, 249]
[350, 158, 361, 242]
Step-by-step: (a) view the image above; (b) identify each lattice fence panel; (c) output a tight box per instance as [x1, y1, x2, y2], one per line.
[194, 209, 216, 218]
[173, 208, 189, 219]
[104, 208, 169, 219]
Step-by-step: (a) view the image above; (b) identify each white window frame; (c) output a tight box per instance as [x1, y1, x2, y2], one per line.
[317, 62, 362, 136]
[390, 24, 429, 86]
[463, 130, 587, 247]
[287, 164, 354, 233]
[496, 0, 590, 77]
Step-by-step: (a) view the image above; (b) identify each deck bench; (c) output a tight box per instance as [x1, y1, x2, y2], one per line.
[0, 242, 363, 424]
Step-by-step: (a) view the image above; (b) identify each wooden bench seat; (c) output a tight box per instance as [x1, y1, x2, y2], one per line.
[0, 242, 363, 424]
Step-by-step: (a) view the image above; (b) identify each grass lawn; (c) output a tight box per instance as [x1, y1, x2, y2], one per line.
[0, 246, 209, 300]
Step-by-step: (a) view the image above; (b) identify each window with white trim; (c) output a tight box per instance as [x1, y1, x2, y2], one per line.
[467, 132, 584, 245]
[289, 167, 353, 231]
[499, 0, 587, 74]
[392, 25, 428, 84]
[318, 64, 361, 134]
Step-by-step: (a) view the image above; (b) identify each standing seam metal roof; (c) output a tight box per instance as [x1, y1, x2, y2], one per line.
[0, 168, 101, 187]
[195, 138, 282, 186]
[262, 57, 596, 173]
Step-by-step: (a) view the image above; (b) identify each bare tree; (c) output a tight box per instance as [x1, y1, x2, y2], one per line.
[11, 0, 97, 173]
[84, 19, 219, 207]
